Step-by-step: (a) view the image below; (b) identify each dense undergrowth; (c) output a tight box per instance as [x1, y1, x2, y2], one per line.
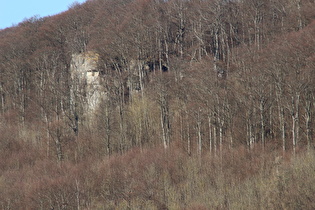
[1, 127, 315, 210]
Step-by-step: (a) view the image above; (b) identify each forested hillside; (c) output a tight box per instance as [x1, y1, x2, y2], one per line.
[0, 0, 315, 209]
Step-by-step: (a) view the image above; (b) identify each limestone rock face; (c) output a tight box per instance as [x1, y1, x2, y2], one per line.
[70, 51, 103, 114]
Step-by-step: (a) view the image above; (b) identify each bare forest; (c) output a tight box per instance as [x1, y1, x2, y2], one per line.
[0, 0, 315, 209]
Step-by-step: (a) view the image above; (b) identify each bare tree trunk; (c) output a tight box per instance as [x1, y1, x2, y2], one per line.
[55, 130, 63, 162]
[296, 0, 303, 30]
[260, 99, 265, 149]
[118, 79, 125, 154]
[187, 113, 191, 155]
[54, 96, 64, 162]
[292, 114, 296, 154]
[305, 96, 312, 150]
[178, 1, 184, 58]
[45, 114, 50, 158]
[291, 94, 300, 154]
[164, 34, 170, 71]
[158, 36, 163, 72]
[246, 118, 250, 149]
[209, 115, 212, 154]
[137, 53, 145, 97]
[180, 112, 184, 143]
[197, 109, 202, 156]
[0, 83, 5, 115]
[213, 126, 217, 155]
[214, 27, 219, 72]
[280, 107, 286, 152]
[156, 25, 163, 73]
[160, 94, 170, 149]
[75, 179, 80, 210]
[119, 101, 125, 154]
[18, 79, 26, 128]
[247, 117, 254, 150]
[254, 9, 261, 50]
[276, 84, 286, 152]
[104, 99, 111, 156]
[219, 120, 224, 165]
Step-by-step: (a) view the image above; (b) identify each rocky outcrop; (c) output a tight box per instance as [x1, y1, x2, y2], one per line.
[70, 51, 103, 114]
